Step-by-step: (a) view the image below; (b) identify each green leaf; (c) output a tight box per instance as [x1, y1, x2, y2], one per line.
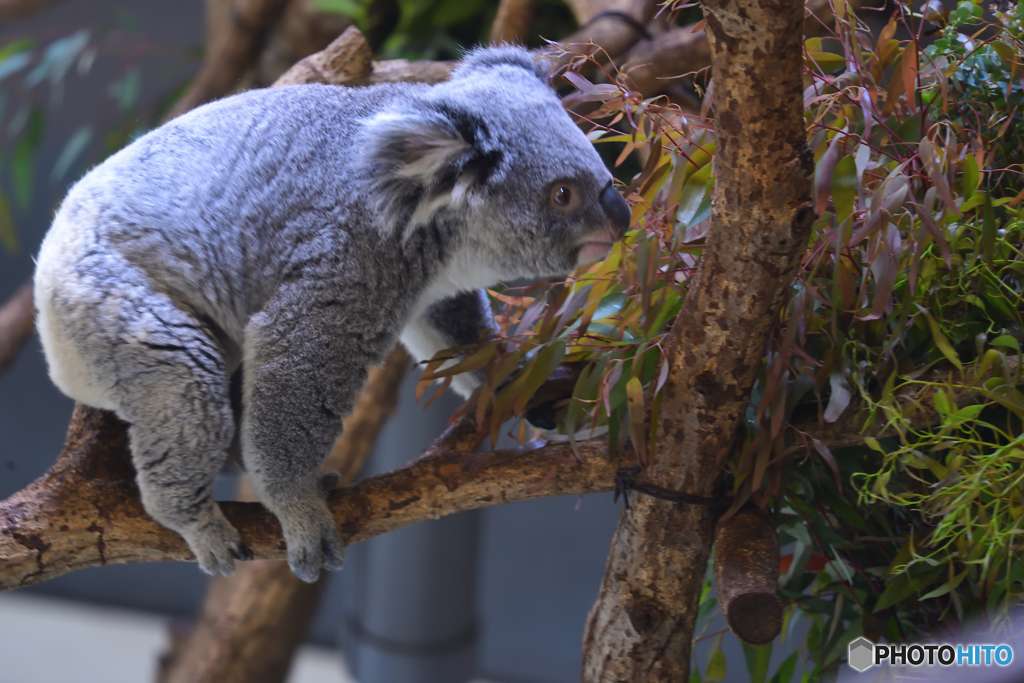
[874, 572, 916, 611]
[512, 341, 565, 416]
[706, 648, 727, 682]
[982, 192, 996, 267]
[50, 125, 91, 184]
[432, 0, 485, 25]
[992, 335, 1021, 352]
[934, 389, 952, 416]
[625, 376, 647, 465]
[108, 67, 141, 113]
[0, 190, 16, 252]
[770, 652, 798, 683]
[919, 582, 953, 600]
[832, 154, 857, 225]
[916, 305, 963, 370]
[743, 642, 773, 683]
[962, 154, 979, 196]
[12, 136, 35, 211]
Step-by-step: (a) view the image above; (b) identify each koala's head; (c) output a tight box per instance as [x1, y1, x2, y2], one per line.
[360, 45, 631, 286]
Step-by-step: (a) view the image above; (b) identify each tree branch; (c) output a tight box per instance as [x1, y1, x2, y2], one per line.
[0, 0, 63, 25]
[490, 0, 536, 46]
[0, 281, 34, 379]
[164, 0, 289, 121]
[0, 402, 626, 592]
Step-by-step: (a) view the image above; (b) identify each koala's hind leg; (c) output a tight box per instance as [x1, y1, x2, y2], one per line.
[240, 302, 378, 583]
[57, 269, 250, 577]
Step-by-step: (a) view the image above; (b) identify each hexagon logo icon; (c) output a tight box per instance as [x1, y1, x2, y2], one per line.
[848, 637, 875, 672]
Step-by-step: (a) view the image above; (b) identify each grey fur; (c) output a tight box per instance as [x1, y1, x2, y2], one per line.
[34, 46, 630, 582]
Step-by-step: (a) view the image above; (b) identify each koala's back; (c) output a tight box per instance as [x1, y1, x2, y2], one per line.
[39, 83, 417, 340]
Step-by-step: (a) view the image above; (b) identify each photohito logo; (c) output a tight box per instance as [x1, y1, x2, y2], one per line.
[847, 637, 1014, 672]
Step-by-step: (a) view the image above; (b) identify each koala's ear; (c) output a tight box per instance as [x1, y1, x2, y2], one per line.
[364, 111, 472, 183]
[362, 107, 498, 236]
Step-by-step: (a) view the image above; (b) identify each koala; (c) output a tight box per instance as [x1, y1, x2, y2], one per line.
[33, 46, 631, 582]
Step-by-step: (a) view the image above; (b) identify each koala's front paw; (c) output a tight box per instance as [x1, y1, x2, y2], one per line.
[181, 510, 252, 577]
[278, 499, 345, 583]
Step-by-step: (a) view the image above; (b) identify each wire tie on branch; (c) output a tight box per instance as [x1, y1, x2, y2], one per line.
[612, 466, 731, 510]
[581, 11, 653, 41]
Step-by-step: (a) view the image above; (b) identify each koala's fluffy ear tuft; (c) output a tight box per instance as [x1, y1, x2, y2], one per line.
[362, 107, 501, 236]
[454, 45, 549, 83]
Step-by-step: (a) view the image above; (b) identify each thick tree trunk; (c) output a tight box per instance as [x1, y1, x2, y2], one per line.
[580, 0, 815, 677]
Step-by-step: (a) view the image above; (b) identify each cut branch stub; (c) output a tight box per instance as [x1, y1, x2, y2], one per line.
[713, 508, 782, 646]
[274, 25, 372, 88]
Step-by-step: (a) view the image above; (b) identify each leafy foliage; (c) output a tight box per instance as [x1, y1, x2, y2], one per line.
[418, 0, 1024, 679]
[0, 15, 197, 253]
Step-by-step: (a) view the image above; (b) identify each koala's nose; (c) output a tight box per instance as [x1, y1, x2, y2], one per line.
[600, 185, 631, 239]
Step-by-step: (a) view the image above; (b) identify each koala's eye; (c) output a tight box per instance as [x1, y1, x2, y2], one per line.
[550, 184, 574, 209]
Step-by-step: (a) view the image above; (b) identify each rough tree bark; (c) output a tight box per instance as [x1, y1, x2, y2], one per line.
[581, 0, 815, 677]
[158, 347, 410, 683]
[0, 281, 33, 378]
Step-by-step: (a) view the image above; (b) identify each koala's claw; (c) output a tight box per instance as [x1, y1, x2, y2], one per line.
[183, 516, 248, 577]
[230, 542, 254, 562]
[281, 501, 345, 583]
[319, 471, 342, 493]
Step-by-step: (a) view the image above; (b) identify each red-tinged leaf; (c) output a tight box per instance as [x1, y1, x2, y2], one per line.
[625, 376, 647, 465]
[902, 39, 919, 112]
[562, 70, 610, 96]
[488, 289, 534, 308]
[919, 139, 961, 216]
[923, 0, 948, 26]
[422, 375, 452, 409]
[516, 297, 547, 336]
[692, 18, 705, 32]
[824, 372, 852, 423]
[880, 172, 909, 216]
[812, 438, 843, 492]
[837, 253, 857, 316]
[416, 355, 448, 401]
[779, 554, 794, 572]
[654, 357, 670, 396]
[815, 133, 842, 215]
[860, 244, 898, 321]
[603, 363, 623, 417]
[421, 344, 497, 380]
[914, 202, 952, 268]
[806, 555, 829, 572]
[884, 47, 906, 116]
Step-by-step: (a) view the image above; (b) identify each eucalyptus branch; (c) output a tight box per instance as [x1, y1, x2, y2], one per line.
[0, 281, 33, 379]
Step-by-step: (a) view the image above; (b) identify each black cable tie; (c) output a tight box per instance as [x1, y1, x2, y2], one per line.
[614, 466, 732, 509]
[582, 11, 654, 42]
